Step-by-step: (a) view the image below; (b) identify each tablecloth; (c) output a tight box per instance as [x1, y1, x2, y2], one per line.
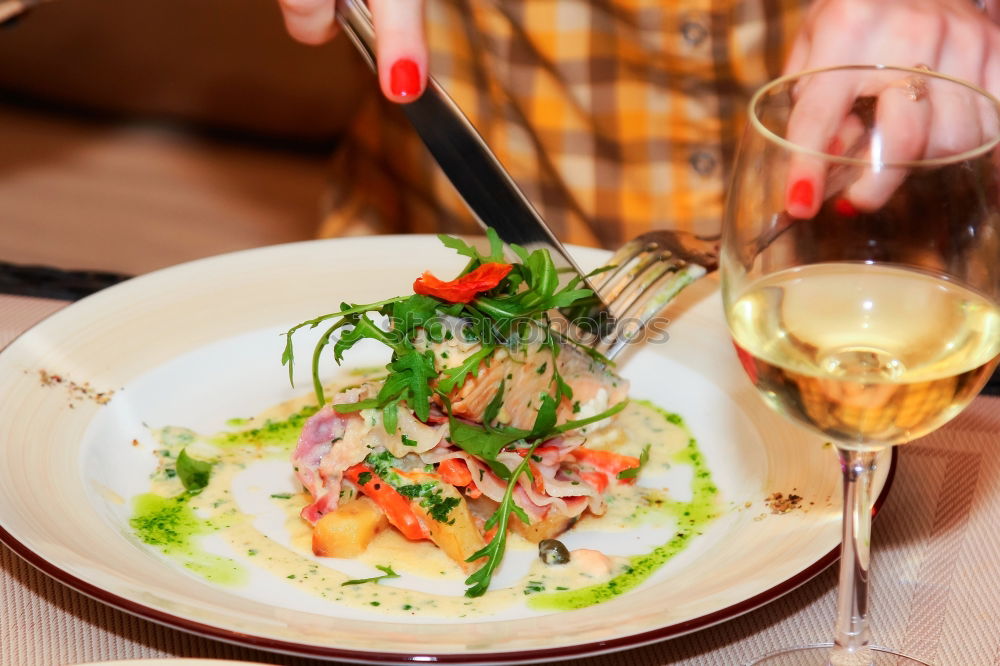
[2, 293, 999, 666]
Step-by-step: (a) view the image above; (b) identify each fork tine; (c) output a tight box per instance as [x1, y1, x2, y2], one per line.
[595, 263, 708, 358]
[598, 252, 667, 307]
[588, 239, 651, 295]
[606, 255, 679, 318]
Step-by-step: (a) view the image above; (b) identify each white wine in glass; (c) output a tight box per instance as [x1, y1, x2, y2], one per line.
[723, 66, 1000, 665]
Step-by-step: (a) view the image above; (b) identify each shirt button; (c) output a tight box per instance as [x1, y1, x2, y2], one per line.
[689, 151, 717, 176]
[680, 19, 708, 47]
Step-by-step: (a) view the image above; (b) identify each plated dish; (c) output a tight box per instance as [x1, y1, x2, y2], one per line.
[0, 235, 892, 663]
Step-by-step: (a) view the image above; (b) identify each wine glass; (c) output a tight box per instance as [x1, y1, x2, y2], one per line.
[723, 65, 1000, 665]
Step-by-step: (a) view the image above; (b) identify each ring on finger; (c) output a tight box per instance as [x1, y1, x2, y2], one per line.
[889, 74, 929, 102]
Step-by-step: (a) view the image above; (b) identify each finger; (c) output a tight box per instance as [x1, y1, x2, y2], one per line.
[982, 43, 1000, 139]
[828, 112, 866, 157]
[782, 32, 810, 76]
[783, 70, 860, 218]
[371, 0, 427, 103]
[985, 32, 1000, 100]
[278, 0, 337, 45]
[925, 75, 985, 159]
[846, 82, 932, 210]
[928, 21, 988, 155]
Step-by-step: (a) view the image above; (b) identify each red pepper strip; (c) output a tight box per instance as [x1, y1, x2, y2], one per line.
[579, 471, 609, 494]
[344, 464, 429, 541]
[412, 262, 513, 304]
[572, 446, 641, 484]
[528, 462, 546, 494]
[437, 458, 472, 487]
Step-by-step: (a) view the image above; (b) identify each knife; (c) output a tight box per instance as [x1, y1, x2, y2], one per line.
[334, 0, 615, 324]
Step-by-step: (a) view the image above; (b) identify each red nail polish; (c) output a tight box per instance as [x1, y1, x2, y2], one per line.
[789, 179, 814, 209]
[827, 137, 843, 156]
[390, 59, 420, 98]
[834, 197, 858, 217]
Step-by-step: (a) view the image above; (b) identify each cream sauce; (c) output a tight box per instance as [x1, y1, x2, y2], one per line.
[131, 376, 719, 617]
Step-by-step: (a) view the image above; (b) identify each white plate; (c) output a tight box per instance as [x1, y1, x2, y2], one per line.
[0, 236, 892, 664]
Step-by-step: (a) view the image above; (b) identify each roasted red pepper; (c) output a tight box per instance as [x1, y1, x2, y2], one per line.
[572, 447, 641, 484]
[412, 262, 513, 303]
[344, 464, 429, 541]
[437, 458, 473, 486]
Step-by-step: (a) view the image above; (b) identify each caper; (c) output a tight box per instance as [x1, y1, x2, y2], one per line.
[538, 539, 570, 565]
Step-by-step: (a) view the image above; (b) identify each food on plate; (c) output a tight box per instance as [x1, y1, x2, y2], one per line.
[282, 231, 638, 596]
[129, 232, 721, 615]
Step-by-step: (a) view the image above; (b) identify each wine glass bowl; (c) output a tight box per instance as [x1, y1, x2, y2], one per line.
[722, 66, 1000, 664]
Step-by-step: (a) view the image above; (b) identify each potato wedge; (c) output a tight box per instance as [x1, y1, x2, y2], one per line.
[408, 474, 486, 572]
[312, 496, 388, 558]
[470, 495, 577, 544]
[510, 511, 577, 544]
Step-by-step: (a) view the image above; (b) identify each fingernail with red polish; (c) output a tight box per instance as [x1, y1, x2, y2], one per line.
[390, 59, 421, 98]
[789, 179, 814, 209]
[834, 197, 858, 217]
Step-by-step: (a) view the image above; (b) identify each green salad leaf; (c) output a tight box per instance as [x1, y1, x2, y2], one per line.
[176, 448, 212, 494]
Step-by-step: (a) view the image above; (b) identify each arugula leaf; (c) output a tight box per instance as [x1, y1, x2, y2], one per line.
[448, 422, 526, 480]
[309, 320, 350, 406]
[617, 443, 651, 480]
[436, 228, 505, 265]
[386, 351, 437, 422]
[382, 402, 399, 434]
[482, 378, 505, 428]
[464, 439, 541, 597]
[527, 393, 558, 440]
[552, 400, 629, 435]
[436, 345, 494, 394]
[333, 314, 402, 362]
[341, 564, 400, 586]
[281, 296, 408, 387]
[436, 234, 481, 262]
[332, 398, 379, 414]
[389, 294, 442, 336]
[176, 448, 212, 494]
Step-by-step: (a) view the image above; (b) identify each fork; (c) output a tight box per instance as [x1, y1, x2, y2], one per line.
[571, 231, 720, 360]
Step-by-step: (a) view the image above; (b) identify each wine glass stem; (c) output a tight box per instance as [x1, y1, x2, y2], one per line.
[831, 446, 880, 664]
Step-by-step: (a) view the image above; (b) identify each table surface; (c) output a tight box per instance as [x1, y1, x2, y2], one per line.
[2, 292, 999, 666]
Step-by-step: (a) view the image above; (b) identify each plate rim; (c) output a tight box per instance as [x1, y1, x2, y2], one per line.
[0, 235, 900, 664]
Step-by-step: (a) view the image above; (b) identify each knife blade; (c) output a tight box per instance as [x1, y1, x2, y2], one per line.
[335, 0, 614, 322]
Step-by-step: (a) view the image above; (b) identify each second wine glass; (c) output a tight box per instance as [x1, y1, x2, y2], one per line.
[723, 65, 1000, 665]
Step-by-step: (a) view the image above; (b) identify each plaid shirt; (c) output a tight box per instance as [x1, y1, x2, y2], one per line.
[320, 0, 808, 249]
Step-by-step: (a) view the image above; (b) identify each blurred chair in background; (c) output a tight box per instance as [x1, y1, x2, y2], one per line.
[0, 0, 367, 277]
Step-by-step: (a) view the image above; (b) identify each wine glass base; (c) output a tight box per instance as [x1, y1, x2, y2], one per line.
[748, 644, 931, 665]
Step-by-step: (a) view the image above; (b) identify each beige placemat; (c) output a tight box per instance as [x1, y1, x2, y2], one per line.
[1, 293, 999, 666]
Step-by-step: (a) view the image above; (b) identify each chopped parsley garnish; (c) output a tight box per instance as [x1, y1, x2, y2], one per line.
[401, 435, 418, 447]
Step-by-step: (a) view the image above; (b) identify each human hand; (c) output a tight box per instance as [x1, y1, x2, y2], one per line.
[782, 0, 1000, 217]
[277, 0, 427, 102]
